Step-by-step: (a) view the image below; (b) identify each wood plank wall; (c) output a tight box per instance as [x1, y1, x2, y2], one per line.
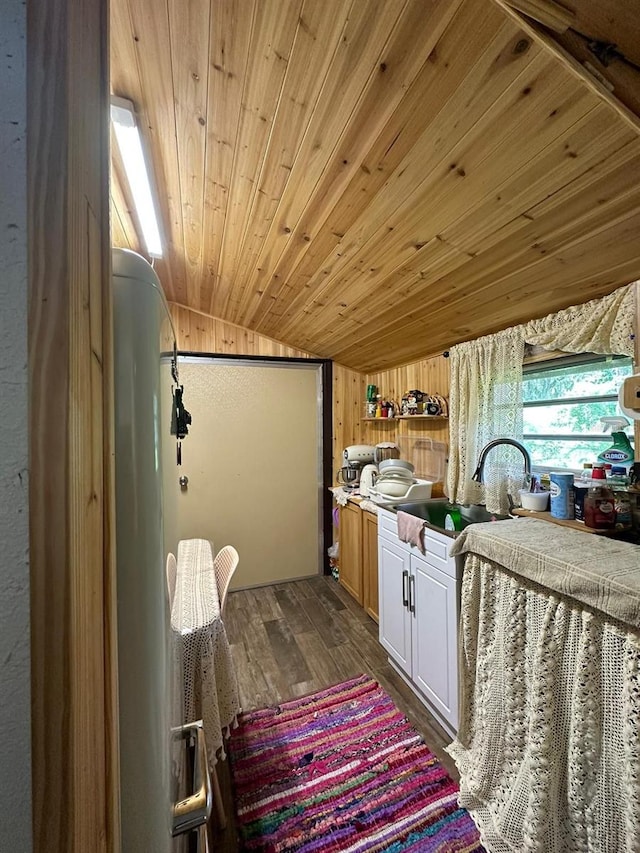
[168, 305, 451, 485]
[28, 0, 116, 850]
[364, 355, 451, 496]
[169, 304, 365, 479]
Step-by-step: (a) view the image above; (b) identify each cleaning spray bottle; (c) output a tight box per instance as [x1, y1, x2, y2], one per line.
[598, 417, 634, 472]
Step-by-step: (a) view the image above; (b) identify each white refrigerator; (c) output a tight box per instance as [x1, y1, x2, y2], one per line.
[112, 248, 211, 852]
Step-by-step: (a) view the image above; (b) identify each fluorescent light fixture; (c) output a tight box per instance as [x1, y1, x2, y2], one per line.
[110, 96, 163, 258]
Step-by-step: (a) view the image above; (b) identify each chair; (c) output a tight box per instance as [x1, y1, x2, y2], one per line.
[213, 545, 239, 614]
[166, 552, 177, 609]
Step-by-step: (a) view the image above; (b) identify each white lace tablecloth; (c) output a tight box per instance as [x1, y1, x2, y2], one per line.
[447, 523, 640, 853]
[171, 538, 240, 765]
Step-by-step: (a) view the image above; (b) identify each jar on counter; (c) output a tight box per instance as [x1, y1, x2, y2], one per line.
[584, 483, 616, 529]
[610, 466, 632, 530]
[549, 472, 575, 520]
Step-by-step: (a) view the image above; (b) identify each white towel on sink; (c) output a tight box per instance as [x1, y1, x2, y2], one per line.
[397, 511, 425, 553]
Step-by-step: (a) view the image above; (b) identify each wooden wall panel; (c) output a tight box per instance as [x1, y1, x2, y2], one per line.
[168, 306, 449, 486]
[170, 304, 364, 479]
[332, 362, 366, 476]
[363, 354, 451, 496]
[28, 0, 116, 849]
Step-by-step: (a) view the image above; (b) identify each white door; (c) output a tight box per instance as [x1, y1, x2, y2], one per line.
[171, 359, 323, 587]
[378, 537, 412, 675]
[411, 554, 458, 728]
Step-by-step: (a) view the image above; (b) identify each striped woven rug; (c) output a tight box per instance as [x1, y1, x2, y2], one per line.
[228, 674, 484, 852]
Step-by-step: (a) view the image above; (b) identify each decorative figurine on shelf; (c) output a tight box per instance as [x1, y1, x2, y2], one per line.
[402, 389, 425, 415]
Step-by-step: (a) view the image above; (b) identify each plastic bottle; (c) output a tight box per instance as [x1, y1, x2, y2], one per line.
[579, 463, 593, 481]
[598, 417, 634, 473]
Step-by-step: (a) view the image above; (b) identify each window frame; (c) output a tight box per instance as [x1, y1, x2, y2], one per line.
[522, 350, 633, 475]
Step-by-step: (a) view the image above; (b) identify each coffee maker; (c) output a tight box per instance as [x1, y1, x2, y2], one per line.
[337, 445, 376, 490]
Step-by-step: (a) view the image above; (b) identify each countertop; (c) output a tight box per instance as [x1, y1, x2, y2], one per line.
[451, 517, 640, 628]
[331, 486, 380, 515]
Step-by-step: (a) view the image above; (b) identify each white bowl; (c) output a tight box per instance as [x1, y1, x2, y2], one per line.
[519, 490, 549, 511]
[373, 479, 416, 497]
[378, 459, 414, 475]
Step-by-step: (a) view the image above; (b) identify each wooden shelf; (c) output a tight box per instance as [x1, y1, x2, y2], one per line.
[395, 414, 448, 421]
[362, 415, 448, 421]
[511, 508, 620, 535]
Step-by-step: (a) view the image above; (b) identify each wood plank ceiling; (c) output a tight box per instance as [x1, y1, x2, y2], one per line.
[110, 0, 640, 371]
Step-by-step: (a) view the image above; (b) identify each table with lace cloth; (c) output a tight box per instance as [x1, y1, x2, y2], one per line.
[447, 518, 640, 853]
[171, 538, 240, 767]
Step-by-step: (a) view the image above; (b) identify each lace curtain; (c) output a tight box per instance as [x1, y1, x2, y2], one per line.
[446, 284, 636, 514]
[447, 328, 525, 514]
[448, 555, 640, 853]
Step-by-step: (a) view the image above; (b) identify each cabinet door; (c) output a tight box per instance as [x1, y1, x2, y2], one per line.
[339, 501, 363, 604]
[410, 555, 458, 730]
[362, 512, 379, 623]
[378, 536, 411, 676]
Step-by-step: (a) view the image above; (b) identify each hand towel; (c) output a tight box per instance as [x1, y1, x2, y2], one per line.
[397, 511, 425, 553]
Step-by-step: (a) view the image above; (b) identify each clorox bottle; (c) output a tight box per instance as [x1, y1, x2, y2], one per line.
[597, 416, 634, 472]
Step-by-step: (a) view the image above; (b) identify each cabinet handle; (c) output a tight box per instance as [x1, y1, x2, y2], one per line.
[409, 575, 416, 614]
[402, 570, 409, 607]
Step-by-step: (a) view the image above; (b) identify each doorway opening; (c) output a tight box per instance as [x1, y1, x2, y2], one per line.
[168, 353, 333, 589]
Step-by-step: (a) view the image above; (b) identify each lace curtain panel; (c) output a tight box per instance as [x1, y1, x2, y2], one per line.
[447, 328, 524, 514]
[446, 283, 636, 513]
[447, 556, 640, 853]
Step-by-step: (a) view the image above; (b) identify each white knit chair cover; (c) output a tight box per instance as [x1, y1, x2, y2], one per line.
[166, 552, 177, 609]
[213, 545, 239, 614]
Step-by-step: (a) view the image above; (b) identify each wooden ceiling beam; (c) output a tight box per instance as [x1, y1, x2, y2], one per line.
[491, 0, 640, 136]
[501, 0, 574, 33]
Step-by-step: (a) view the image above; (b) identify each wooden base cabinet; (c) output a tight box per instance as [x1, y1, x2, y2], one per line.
[339, 501, 363, 604]
[338, 501, 379, 622]
[377, 508, 460, 733]
[362, 512, 379, 623]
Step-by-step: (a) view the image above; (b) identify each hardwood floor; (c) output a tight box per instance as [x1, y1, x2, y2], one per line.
[211, 574, 459, 851]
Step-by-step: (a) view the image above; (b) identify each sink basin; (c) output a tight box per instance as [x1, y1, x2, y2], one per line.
[395, 498, 512, 536]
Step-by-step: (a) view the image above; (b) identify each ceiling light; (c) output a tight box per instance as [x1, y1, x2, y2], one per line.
[110, 96, 163, 258]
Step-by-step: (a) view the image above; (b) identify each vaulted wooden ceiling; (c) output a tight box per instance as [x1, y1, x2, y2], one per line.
[110, 0, 640, 371]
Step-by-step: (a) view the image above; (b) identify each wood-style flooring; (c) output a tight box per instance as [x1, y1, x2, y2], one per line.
[211, 574, 458, 851]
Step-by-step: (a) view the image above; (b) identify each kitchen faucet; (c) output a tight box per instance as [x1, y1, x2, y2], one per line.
[471, 438, 532, 500]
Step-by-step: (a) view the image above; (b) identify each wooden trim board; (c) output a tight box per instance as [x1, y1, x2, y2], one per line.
[28, 0, 117, 849]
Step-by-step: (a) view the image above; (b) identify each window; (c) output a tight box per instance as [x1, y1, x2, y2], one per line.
[522, 353, 633, 471]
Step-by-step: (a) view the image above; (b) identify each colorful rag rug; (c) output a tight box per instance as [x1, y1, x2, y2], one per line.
[228, 674, 484, 852]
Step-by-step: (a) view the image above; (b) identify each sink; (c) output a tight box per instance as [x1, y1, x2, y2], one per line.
[395, 498, 512, 536]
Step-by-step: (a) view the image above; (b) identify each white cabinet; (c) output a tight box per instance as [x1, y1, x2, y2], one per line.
[377, 508, 460, 733]
[411, 554, 458, 728]
[378, 536, 412, 673]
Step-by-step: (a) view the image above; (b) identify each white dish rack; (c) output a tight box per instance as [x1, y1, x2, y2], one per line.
[367, 478, 433, 507]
